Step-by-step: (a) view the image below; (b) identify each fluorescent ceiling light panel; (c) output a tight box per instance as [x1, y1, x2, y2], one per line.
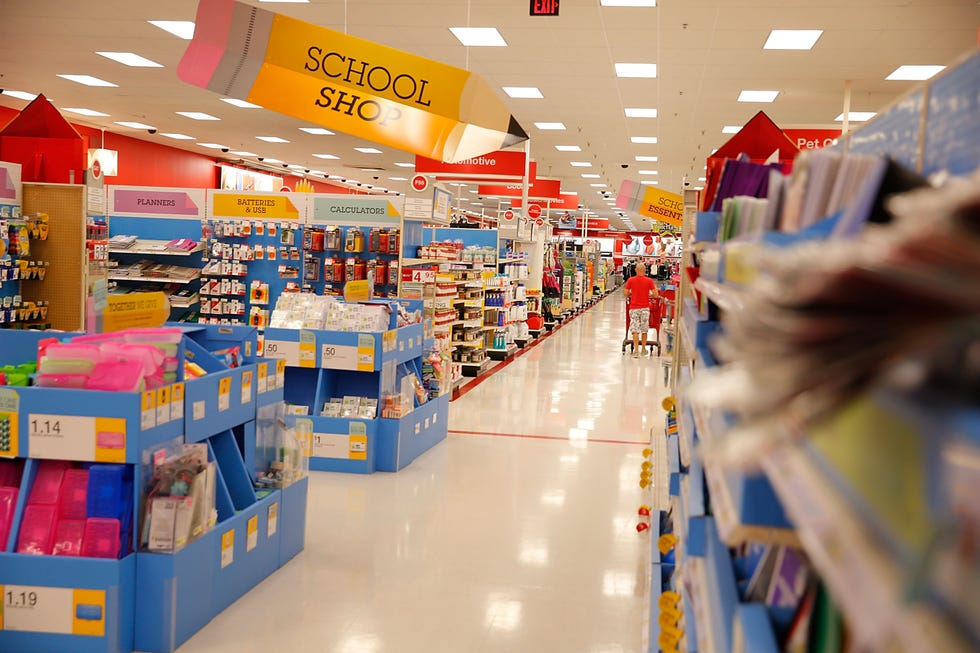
[638, 170, 658, 175]
[148, 20, 195, 39]
[177, 111, 220, 120]
[259, 0, 309, 3]
[625, 107, 658, 118]
[360, 168, 384, 172]
[555, 145, 581, 152]
[231, 151, 258, 156]
[764, 29, 822, 50]
[355, 147, 383, 153]
[196, 143, 228, 149]
[389, 176, 408, 181]
[288, 164, 306, 169]
[631, 136, 658, 144]
[835, 111, 876, 122]
[581, 174, 601, 178]
[886, 65, 945, 81]
[449, 27, 507, 47]
[312, 153, 339, 159]
[3, 90, 38, 101]
[262, 158, 283, 163]
[160, 133, 196, 140]
[63, 107, 108, 117]
[600, 0, 656, 5]
[221, 98, 262, 108]
[503, 86, 543, 99]
[698, 177, 707, 182]
[115, 121, 154, 129]
[535, 122, 566, 130]
[96, 52, 163, 67]
[589, 183, 607, 187]
[615, 63, 657, 78]
[394, 162, 415, 167]
[722, 125, 742, 134]
[256, 136, 289, 143]
[570, 162, 592, 167]
[641, 180, 659, 185]
[58, 74, 117, 87]
[299, 127, 334, 135]
[634, 155, 658, 162]
[738, 90, 779, 103]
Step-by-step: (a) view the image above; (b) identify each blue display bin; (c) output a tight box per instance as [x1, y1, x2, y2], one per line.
[0, 553, 136, 653]
[278, 476, 308, 566]
[211, 492, 281, 614]
[183, 338, 258, 442]
[295, 416, 378, 475]
[376, 394, 449, 472]
[262, 321, 425, 372]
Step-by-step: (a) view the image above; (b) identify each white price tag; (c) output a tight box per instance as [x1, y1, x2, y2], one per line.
[171, 383, 185, 422]
[218, 377, 231, 412]
[267, 503, 279, 537]
[220, 530, 235, 568]
[28, 414, 94, 461]
[2, 585, 105, 636]
[257, 365, 269, 394]
[320, 344, 359, 370]
[141, 391, 156, 430]
[262, 339, 299, 366]
[193, 401, 206, 421]
[241, 371, 253, 405]
[246, 515, 258, 552]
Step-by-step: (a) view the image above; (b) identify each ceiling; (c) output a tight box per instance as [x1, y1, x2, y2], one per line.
[0, 0, 977, 232]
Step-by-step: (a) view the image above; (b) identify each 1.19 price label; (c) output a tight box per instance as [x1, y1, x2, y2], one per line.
[0, 584, 108, 636]
[5, 588, 39, 608]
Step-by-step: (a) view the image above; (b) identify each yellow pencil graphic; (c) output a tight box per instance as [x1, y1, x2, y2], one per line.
[178, 0, 528, 162]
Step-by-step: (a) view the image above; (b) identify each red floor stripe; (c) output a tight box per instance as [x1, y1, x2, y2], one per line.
[448, 428, 647, 446]
[452, 293, 613, 401]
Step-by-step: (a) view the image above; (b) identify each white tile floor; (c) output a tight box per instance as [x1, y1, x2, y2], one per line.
[171, 289, 668, 653]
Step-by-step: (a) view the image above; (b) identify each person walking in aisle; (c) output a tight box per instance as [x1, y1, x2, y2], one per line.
[623, 262, 660, 358]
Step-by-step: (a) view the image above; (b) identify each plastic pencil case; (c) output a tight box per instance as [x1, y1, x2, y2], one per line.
[17, 504, 57, 554]
[81, 517, 121, 558]
[52, 518, 86, 556]
[38, 357, 97, 375]
[85, 360, 145, 392]
[36, 373, 90, 388]
[0, 486, 18, 550]
[28, 459, 71, 505]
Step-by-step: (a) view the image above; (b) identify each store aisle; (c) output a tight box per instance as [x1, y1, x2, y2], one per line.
[172, 290, 668, 653]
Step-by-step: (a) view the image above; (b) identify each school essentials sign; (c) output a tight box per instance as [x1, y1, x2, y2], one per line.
[179, 0, 528, 163]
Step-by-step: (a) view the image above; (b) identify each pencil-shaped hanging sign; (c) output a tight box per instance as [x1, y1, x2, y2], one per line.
[178, 0, 528, 162]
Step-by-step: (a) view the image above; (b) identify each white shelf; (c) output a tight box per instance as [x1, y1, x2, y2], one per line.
[108, 273, 199, 285]
[109, 239, 203, 256]
[497, 256, 525, 265]
[402, 257, 453, 266]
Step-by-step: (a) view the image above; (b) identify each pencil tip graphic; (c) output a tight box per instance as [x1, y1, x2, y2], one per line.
[504, 116, 529, 147]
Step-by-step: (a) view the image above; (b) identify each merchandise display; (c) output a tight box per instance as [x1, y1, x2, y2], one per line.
[268, 293, 407, 332]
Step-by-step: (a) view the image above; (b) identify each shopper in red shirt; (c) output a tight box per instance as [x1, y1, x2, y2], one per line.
[623, 262, 660, 357]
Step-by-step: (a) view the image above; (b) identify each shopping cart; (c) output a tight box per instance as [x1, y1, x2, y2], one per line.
[622, 297, 662, 356]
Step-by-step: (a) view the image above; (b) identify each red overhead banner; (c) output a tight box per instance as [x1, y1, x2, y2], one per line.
[511, 191, 579, 211]
[479, 177, 561, 200]
[782, 129, 842, 151]
[415, 150, 529, 179]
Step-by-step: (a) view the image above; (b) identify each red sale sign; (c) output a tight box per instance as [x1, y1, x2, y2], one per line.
[479, 177, 561, 200]
[415, 150, 532, 180]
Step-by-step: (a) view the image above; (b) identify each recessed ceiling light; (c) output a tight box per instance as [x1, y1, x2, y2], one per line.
[299, 127, 334, 135]
[693, 186, 703, 191]
[449, 27, 507, 47]
[468, 189, 479, 193]
[698, 177, 707, 182]
[360, 168, 384, 172]
[641, 180, 659, 185]
[148, 20, 195, 39]
[886, 65, 945, 81]
[570, 162, 592, 167]
[62, 107, 109, 117]
[389, 176, 408, 181]
[257, 136, 289, 143]
[58, 74, 117, 87]
[581, 174, 601, 179]
[196, 143, 228, 149]
[555, 145, 582, 152]
[615, 63, 657, 78]
[722, 125, 742, 134]
[221, 98, 262, 108]
[2, 90, 38, 101]
[231, 151, 258, 156]
[503, 86, 543, 99]
[355, 147, 383, 154]
[638, 170, 658, 175]
[631, 136, 658, 144]
[177, 111, 220, 120]
[625, 108, 658, 118]
[308, 170, 325, 175]
[600, 0, 656, 5]
[589, 183, 607, 187]
[115, 121, 155, 129]
[635, 155, 658, 162]
[312, 153, 339, 159]
[288, 164, 306, 169]
[763, 29, 822, 50]
[835, 112, 876, 122]
[262, 158, 283, 163]
[394, 162, 415, 167]
[160, 133, 196, 140]
[738, 90, 779, 103]
[450, 182, 468, 186]
[535, 122, 566, 130]
[327, 175, 344, 180]
[96, 52, 163, 67]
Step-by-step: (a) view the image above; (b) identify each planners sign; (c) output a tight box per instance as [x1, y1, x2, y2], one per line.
[179, 0, 528, 163]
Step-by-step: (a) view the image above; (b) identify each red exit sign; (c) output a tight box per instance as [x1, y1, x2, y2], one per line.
[530, 0, 559, 16]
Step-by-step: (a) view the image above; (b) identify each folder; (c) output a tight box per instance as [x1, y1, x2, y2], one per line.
[179, 0, 528, 162]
